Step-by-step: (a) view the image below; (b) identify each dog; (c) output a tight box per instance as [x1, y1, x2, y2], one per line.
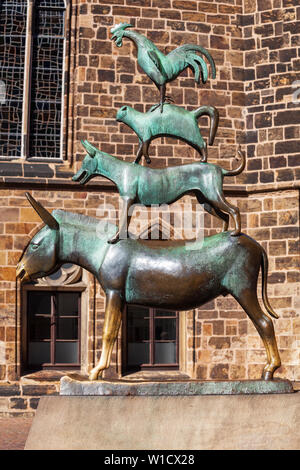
[73, 140, 245, 243]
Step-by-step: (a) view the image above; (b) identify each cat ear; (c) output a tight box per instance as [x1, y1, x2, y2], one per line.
[25, 193, 59, 230]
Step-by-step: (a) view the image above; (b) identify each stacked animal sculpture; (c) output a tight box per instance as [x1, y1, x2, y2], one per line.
[17, 193, 281, 381]
[16, 26, 283, 383]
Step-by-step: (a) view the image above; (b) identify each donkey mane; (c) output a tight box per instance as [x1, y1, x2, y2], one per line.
[52, 210, 117, 231]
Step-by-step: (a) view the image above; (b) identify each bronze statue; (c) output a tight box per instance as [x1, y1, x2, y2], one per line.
[116, 103, 219, 164]
[111, 23, 216, 112]
[72, 140, 245, 243]
[17, 194, 281, 382]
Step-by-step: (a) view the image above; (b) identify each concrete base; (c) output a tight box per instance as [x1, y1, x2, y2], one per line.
[25, 393, 300, 450]
[60, 375, 294, 396]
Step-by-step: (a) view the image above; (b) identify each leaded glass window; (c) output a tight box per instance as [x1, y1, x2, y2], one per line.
[0, 1, 27, 157]
[0, 0, 67, 159]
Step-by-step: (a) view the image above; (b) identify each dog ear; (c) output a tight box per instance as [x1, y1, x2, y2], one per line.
[25, 193, 59, 230]
[81, 140, 97, 158]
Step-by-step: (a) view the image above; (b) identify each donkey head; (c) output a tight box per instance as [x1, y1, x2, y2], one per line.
[16, 193, 61, 283]
[72, 140, 98, 185]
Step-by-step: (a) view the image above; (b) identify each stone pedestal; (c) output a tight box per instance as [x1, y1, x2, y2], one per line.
[60, 375, 294, 396]
[24, 377, 299, 450]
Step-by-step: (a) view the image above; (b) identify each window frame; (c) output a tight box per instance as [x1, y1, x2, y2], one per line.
[123, 305, 180, 373]
[22, 285, 84, 372]
[0, 0, 70, 161]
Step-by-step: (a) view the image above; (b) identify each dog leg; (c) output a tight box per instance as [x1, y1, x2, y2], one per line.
[203, 202, 230, 232]
[89, 290, 123, 380]
[210, 194, 241, 236]
[108, 197, 134, 244]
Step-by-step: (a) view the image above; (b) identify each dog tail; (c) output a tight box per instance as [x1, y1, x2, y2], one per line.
[261, 247, 279, 319]
[193, 105, 219, 146]
[222, 146, 246, 177]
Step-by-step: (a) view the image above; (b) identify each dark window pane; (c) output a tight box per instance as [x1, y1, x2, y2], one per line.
[128, 343, 149, 366]
[29, 317, 51, 341]
[57, 318, 78, 340]
[55, 342, 78, 364]
[57, 292, 79, 316]
[127, 306, 149, 342]
[28, 292, 52, 315]
[0, 1, 27, 157]
[28, 342, 50, 365]
[155, 318, 176, 341]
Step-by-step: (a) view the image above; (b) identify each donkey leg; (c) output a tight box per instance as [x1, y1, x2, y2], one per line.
[89, 291, 123, 380]
[235, 289, 281, 380]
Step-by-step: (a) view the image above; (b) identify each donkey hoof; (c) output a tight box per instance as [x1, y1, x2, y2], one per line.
[262, 370, 274, 381]
[230, 229, 241, 237]
[89, 369, 99, 381]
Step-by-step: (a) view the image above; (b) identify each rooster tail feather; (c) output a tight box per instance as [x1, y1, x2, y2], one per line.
[186, 58, 200, 83]
[169, 44, 216, 79]
[188, 53, 208, 83]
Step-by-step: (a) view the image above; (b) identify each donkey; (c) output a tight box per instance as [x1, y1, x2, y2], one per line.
[17, 193, 281, 381]
[73, 140, 245, 243]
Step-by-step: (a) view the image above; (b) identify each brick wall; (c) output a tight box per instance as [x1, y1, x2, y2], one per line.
[0, 0, 299, 413]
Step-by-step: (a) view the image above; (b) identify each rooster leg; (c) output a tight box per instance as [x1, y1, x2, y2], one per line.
[150, 84, 167, 113]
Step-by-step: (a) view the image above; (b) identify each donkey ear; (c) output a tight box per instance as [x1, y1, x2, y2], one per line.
[81, 140, 97, 158]
[25, 193, 59, 230]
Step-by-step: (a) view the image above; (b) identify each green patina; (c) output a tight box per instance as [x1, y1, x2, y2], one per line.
[110, 23, 216, 88]
[116, 103, 219, 163]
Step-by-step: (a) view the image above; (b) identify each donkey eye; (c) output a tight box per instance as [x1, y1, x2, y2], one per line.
[31, 244, 39, 250]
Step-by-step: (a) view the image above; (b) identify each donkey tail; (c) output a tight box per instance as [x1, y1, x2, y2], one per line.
[193, 105, 219, 146]
[222, 146, 246, 177]
[261, 247, 279, 319]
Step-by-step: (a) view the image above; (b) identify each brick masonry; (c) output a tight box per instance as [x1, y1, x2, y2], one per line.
[0, 0, 299, 414]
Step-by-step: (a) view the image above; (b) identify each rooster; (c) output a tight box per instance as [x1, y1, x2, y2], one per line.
[111, 23, 216, 112]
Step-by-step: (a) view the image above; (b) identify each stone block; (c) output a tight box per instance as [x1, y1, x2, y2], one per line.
[25, 390, 299, 450]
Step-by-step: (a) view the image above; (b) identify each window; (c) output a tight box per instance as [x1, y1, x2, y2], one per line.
[125, 305, 179, 371]
[0, 0, 67, 159]
[27, 291, 81, 370]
